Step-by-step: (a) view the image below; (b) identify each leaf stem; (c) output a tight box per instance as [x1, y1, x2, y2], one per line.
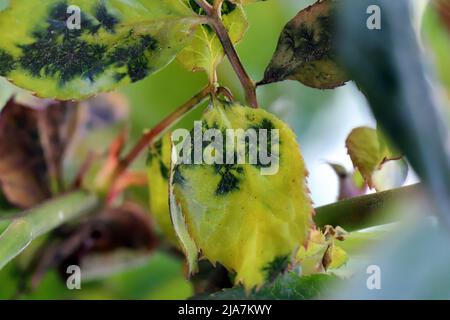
[195, 0, 258, 108]
[110, 85, 213, 186]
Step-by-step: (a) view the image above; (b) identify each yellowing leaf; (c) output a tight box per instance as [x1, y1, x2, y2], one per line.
[346, 127, 408, 191]
[260, 0, 349, 89]
[296, 226, 348, 275]
[171, 100, 314, 289]
[178, 1, 248, 80]
[0, 0, 201, 100]
[147, 134, 179, 245]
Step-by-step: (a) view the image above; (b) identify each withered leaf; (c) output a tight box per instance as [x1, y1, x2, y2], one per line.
[0, 99, 50, 208]
[27, 202, 158, 289]
[259, 0, 349, 89]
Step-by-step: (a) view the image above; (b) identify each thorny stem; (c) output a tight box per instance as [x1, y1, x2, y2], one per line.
[109, 85, 213, 187]
[195, 0, 258, 108]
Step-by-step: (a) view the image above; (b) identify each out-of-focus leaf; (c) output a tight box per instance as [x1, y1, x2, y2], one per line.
[422, 0, 450, 92]
[147, 134, 179, 244]
[27, 202, 158, 289]
[78, 92, 129, 133]
[0, 99, 50, 208]
[0, 0, 201, 100]
[178, 1, 248, 80]
[332, 210, 450, 299]
[202, 273, 339, 300]
[259, 0, 349, 89]
[0, 191, 99, 270]
[328, 163, 366, 200]
[337, 0, 450, 225]
[172, 100, 314, 290]
[346, 127, 408, 191]
[37, 101, 78, 192]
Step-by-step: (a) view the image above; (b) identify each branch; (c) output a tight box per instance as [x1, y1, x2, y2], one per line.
[314, 184, 423, 231]
[0, 191, 99, 270]
[195, 0, 258, 108]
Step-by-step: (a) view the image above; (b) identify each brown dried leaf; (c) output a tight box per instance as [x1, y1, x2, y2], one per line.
[0, 99, 50, 208]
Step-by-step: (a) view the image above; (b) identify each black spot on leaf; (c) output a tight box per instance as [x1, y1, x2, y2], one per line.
[0, 49, 15, 75]
[214, 164, 243, 196]
[94, 2, 120, 33]
[263, 255, 290, 282]
[173, 166, 186, 186]
[109, 35, 159, 82]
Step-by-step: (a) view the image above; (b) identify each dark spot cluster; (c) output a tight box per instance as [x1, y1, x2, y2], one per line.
[16, 1, 158, 86]
[110, 35, 158, 83]
[214, 163, 243, 196]
[287, 15, 334, 63]
[93, 2, 120, 34]
[0, 49, 15, 75]
[147, 139, 169, 180]
[263, 255, 289, 282]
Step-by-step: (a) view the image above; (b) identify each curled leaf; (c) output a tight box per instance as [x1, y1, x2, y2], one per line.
[259, 0, 349, 89]
[147, 134, 179, 244]
[171, 100, 314, 289]
[0, 0, 201, 99]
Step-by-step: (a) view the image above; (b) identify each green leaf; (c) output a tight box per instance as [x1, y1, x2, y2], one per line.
[0, 0, 201, 100]
[346, 127, 408, 191]
[177, 1, 248, 80]
[259, 0, 349, 89]
[202, 273, 339, 300]
[0, 191, 99, 270]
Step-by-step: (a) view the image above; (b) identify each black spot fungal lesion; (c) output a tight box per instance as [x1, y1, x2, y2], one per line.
[0, 49, 15, 75]
[214, 164, 243, 196]
[16, 1, 157, 86]
[263, 255, 290, 282]
[94, 2, 120, 34]
[109, 35, 159, 83]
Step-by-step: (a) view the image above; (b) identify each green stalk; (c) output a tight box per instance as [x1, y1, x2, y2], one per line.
[314, 184, 422, 231]
[0, 191, 99, 270]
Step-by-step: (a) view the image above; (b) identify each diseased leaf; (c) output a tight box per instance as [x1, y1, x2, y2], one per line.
[202, 273, 339, 300]
[178, 1, 248, 80]
[146, 134, 179, 245]
[172, 100, 314, 290]
[0, 0, 201, 100]
[346, 127, 408, 191]
[259, 0, 349, 89]
[0, 99, 51, 208]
